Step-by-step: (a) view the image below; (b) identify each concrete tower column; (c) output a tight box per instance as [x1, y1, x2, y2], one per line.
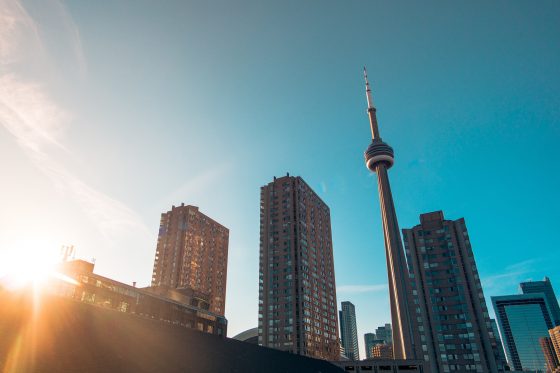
[363, 69, 415, 359]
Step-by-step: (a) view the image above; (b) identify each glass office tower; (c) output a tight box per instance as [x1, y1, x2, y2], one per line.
[492, 294, 554, 372]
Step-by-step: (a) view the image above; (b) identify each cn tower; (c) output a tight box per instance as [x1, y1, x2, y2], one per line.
[363, 69, 415, 359]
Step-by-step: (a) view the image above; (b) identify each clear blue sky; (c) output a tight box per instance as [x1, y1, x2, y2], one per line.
[1, 0, 559, 358]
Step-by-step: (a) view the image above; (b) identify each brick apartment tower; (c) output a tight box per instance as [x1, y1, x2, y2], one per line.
[402, 211, 500, 373]
[258, 175, 340, 360]
[151, 204, 229, 316]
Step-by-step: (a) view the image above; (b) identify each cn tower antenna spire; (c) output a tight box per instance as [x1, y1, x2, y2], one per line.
[363, 66, 380, 140]
[364, 67, 375, 110]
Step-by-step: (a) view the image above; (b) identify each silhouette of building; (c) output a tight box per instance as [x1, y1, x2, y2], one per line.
[340, 301, 360, 360]
[151, 204, 229, 316]
[0, 288, 344, 373]
[492, 293, 554, 372]
[402, 211, 500, 373]
[520, 278, 560, 327]
[258, 175, 339, 360]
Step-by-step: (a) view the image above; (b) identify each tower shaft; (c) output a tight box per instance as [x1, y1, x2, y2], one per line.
[375, 164, 414, 359]
[363, 69, 415, 359]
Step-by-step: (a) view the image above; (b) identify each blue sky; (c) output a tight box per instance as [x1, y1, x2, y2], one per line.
[1, 0, 559, 358]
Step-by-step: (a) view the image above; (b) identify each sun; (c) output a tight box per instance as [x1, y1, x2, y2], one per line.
[0, 240, 62, 290]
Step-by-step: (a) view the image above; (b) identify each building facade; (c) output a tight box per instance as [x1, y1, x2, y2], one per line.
[520, 278, 560, 327]
[151, 204, 229, 316]
[258, 175, 340, 360]
[375, 323, 393, 345]
[402, 211, 500, 373]
[53, 259, 227, 336]
[365, 333, 386, 359]
[340, 301, 360, 361]
[492, 293, 554, 372]
[490, 319, 509, 372]
[373, 344, 394, 359]
[540, 337, 559, 373]
[551, 326, 560, 365]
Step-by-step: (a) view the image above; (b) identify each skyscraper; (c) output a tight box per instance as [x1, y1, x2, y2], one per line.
[402, 211, 500, 373]
[375, 323, 393, 345]
[492, 293, 554, 372]
[362, 69, 415, 360]
[340, 301, 360, 361]
[520, 277, 560, 327]
[151, 204, 229, 316]
[258, 175, 340, 360]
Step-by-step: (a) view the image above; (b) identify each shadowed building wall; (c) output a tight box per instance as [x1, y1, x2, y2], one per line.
[258, 175, 340, 360]
[402, 211, 500, 373]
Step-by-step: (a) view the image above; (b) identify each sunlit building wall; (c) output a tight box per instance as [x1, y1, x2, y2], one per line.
[151, 204, 229, 316]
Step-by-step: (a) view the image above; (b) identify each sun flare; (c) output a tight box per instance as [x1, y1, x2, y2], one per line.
[0, 241, 64, 290]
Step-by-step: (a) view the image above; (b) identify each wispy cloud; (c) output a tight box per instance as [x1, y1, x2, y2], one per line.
[482, 258, 540, 296]
[337, 284, 388, 294]
[0, 0, 150, 244]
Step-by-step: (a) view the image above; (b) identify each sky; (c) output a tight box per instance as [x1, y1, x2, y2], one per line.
[1, 0, 559, 359]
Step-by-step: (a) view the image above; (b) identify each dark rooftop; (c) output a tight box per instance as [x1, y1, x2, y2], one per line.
[0, 289, 343, 373]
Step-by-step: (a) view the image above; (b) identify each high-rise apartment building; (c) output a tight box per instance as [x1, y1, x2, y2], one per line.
[492, 294, 554, 372]
[520, 277, 560, 327]
[151, 204, 229, 316]
[340, 301, 360, 361]
[258, 175, 339, 360]
[402, 211, 500, 373]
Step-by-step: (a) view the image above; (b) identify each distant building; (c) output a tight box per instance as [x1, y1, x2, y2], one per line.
[520, 278, 560, 327]
[490, 318, 509, 372]
[232, 328, 259, 344]
[340, 301, 360, 360]
[375, 323, 392, 345]
[540, 337, 559, 373]
[151, 204, 229, 316]
[372, 344, 393, 359]
[54, 259, 227, 336]
[402, 211, 501, 373]
[258, 175, 340, 360]
[364, 333, 385, 359]
[492, 293, 554, 372]
[549, 326, 560, 369]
